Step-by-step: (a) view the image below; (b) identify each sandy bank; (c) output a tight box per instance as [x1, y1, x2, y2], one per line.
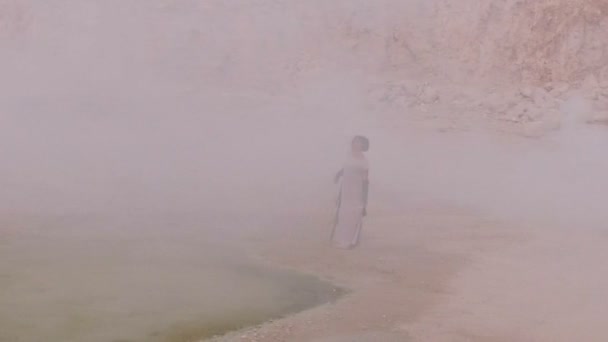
[210, 207, 519, 342]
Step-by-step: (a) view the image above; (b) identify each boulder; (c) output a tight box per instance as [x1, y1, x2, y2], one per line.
[419, 85, 440, 104]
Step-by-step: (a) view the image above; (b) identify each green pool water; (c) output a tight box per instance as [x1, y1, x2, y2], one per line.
[0, 218, 342, 342]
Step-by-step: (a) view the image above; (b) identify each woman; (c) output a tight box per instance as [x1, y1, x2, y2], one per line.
[331, 136, 369, 249]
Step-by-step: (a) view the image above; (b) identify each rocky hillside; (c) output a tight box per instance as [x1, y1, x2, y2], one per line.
[2, 0, 608, 133]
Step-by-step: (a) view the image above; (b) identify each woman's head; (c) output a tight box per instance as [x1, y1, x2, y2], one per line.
[351, 135, 370, 153]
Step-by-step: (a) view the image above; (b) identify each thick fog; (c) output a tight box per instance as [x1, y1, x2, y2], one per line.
[2, 1, 608, 231]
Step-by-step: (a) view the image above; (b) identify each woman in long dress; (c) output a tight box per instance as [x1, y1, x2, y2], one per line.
[331, 136, 369, 249]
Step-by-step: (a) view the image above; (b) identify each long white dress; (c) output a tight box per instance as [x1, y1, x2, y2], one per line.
[331, 154, 368, 249]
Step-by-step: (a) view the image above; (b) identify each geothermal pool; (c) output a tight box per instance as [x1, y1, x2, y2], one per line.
[0, 215, 340, 342]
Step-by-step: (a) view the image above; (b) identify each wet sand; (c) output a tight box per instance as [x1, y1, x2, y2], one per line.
[210, 201, 608, 342]
[405, 221, 608, 342]
[211, 206, 521, 341]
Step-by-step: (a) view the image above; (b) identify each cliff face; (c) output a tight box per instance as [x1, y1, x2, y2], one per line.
[3, 1, 607, 84]
[430, 0, 608, 84]
[2, 0, 608, 131]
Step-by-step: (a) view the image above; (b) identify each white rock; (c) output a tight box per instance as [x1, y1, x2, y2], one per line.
[394, 95, 411, 108]
[583, 73, 599, 89]
[519, 86, 534, 98]
[483, 92, 505, 112]
[587, 111, 608, 124]
[419, 85, 439, 104]
[523, 120, 559, 138]
[507, 102, 532, 122]
[533, 87, 550, 106]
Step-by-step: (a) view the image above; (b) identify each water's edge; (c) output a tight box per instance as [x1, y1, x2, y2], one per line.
[161, 265, 345, 341]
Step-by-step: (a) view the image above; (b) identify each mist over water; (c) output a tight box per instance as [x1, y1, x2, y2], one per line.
[3, 1, 608, 341]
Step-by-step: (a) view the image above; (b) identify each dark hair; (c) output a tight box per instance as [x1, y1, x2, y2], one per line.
[353, 135, 370, 152]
